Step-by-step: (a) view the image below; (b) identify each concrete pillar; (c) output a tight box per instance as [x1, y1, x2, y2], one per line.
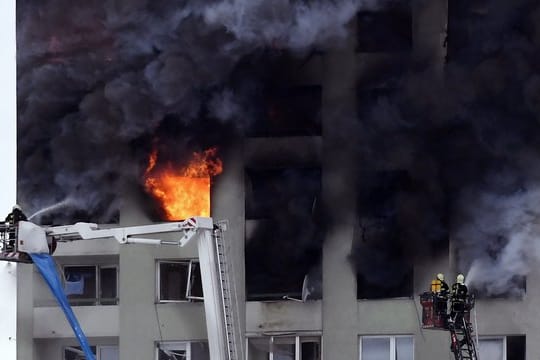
[321, 19, 360, 360]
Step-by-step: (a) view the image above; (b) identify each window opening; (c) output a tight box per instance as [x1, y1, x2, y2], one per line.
[157, 260, 203, 302]
[156, 341, 209, 360]
[246, 336, 321, 360]
[64, 345, 118, 360]
[245, 167, 322, 301]
[64, 265, 118, 306]
[356, 0, 412, 52]
[359, 336, 413, 360]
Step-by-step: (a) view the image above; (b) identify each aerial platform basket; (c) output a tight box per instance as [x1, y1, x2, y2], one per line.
[420, 291, 447, 330]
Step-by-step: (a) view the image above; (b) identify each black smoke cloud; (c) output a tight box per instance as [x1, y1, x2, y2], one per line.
[350, 0, 540, 297]
[17, 0, 372, 223]
[18, 0, 540, 298]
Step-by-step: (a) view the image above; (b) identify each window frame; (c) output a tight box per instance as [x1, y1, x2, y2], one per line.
[99, 265, 119, 305]
[63, 264, 119, 306]
[98, 345, 120, 360]
[156, 341, 190, 360]
[245, 334, 321, 360]
[478, 336, 507, 360]
[63, 344, 118, 360]
[156, 259, 203, 303]
[359, 335, 414, 360]
[155, 340, 211, 360]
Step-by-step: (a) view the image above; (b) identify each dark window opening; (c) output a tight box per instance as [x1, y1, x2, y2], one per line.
[158, 260, 203, 302]
[354, 219, 414, 299]
[354, 171, 415, 299]
[64, 346, 97, 360]
[99, 267, 118, 305]
[159, 261, 189, 301]
[247, 86, 322, 137]
[507, 335, 526, 360]
[245, 167, 322, 301]
[356, 1, 412, 52]
[356, 60, 409, 133]
[301, 341, 321, 360]
[157, 341, 209, 360]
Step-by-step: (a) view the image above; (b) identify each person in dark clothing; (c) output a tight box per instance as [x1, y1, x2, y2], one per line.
[435, 273, 449, 316]
[4, 205, 27, 251]
[449, 274, 468, 325]
[437, 273, 450, 298]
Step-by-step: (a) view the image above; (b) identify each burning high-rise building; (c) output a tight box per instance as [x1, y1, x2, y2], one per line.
[13, 0, 540, 359]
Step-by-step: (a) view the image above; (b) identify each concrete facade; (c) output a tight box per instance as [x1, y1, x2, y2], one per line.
[17, 2, 536, 360]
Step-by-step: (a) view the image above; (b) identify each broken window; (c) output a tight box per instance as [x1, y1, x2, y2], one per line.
[359, 336, 413, 360]
[356, 0, 412, 52]
[248, 86, 322, 137]
[156, 341, 209, 360]
[354, 171, 414, 299]
[157, 260, 203, 302]
[246, 336, 321, 360]
[63, 265, 118, 306]
[64, 345, 118, 360]
[245, 167, 322, 301]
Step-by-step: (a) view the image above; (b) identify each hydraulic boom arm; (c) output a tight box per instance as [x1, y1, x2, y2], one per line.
[1, 217, 239, 360]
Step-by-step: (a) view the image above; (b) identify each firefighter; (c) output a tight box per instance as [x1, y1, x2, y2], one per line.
[430, 273, 449, 297]
[4, 204, 27, 251]
[431, 273, 449, 319]
[449, 274, 468, 324]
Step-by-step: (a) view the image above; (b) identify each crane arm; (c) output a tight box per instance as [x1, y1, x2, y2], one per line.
[2, 216, 233, 360]
[43, 217, 213, 246]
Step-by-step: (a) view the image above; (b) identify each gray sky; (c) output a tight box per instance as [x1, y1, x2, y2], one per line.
[0, 2, 17, 360]
[0, 0, 16, 215]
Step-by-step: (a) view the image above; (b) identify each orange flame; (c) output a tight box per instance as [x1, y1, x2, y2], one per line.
[144, 147, 223, 220]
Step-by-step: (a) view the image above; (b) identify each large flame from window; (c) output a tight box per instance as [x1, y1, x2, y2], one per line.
[144, 147, 223, 220]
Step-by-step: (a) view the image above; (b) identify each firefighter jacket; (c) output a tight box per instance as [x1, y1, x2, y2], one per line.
[451, 283, 468, 302]
[5, 209, 27, 225]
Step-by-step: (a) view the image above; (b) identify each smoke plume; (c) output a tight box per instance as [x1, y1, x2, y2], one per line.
[17, 0, 374, 223]
[18, 0, 540, 297]
[349, 0, 540, 297]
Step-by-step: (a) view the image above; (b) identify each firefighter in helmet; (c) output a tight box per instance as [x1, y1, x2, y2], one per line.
[431, 273, 450, 317]
[450, 274, 468, 324]
[4, 205, 27, 251]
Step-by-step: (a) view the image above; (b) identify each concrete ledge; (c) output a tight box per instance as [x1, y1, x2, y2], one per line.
[34, 305, 119, 338]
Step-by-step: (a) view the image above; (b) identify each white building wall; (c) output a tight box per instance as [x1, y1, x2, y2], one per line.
[34, 336, 119, 360]
[118, 188, 209, 360]
[33, 306, 119, 338]
[0, 263, 18, 359]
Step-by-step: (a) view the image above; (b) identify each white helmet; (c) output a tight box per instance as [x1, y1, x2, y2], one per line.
[12, 204, 21, 211]
[456, 274, 465, 284]
[436, 273, 444, 281]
